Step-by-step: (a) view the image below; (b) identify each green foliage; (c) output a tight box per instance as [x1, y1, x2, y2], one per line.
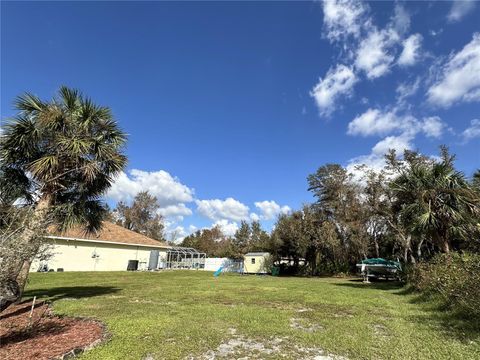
[181, 226, 238, 258]
[114, 191, 165, 241]
[409, 252, 480, 318]
[233, 220, 251, 253]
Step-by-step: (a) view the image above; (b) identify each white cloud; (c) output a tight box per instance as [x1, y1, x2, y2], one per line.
[346, 153, 388, 182]
[427, 33, 480, 107]
[447, 1, 476, 23]
[421, 116, 445, 139]
[461, 119, 480, 142]
[249, 213, 260, 222]
[107, 169, 194, 219]
[254, 200, 291, 220]
[398, 34, 422, 66]
[396, 78, 421, 103]
[196, 197, 250, 222]
[347, 108, 403, 137]
[322, 0, 368, 42]
[346, 132, 414, 182]
[391, 3, 410, 36]
[355, 28, 398, 79]
[107, 169, 194, 204]
[311, 64, 357, 116]
[347, 108, 446, 140]
[157, 204, 192, 218]
[164, 225, 188, 243]
[371, 133, 414, 156]
[213, 220, 239, 237]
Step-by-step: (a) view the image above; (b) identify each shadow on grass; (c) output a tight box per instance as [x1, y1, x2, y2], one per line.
[23, 286, 121, 302]
[334, 279, 480, 342]
[333, 278, 405, 291]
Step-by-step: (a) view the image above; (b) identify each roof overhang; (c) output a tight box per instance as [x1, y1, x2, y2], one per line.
[45, 235, 171, 250]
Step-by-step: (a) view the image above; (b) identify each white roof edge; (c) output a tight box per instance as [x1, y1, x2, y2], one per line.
[45, 235, 171, 249]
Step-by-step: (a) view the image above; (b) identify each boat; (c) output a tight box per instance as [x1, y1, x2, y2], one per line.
[356, 258, 402, 280]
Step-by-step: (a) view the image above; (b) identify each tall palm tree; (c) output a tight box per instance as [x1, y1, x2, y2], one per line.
[390, 151, 479, 254]
[0, 86, 127, 304]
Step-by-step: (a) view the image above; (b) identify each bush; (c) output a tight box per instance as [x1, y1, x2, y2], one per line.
[408, 252, 480, 317]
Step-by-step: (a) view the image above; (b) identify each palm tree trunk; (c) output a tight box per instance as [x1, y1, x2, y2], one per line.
[11, 195, 52, 303]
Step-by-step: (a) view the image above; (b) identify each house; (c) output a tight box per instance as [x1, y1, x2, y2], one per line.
[243, 252, 270, 274]
[31, 222, 170, 272]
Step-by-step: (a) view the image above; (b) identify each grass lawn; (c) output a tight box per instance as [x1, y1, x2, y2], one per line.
[24, 271, 479, 360]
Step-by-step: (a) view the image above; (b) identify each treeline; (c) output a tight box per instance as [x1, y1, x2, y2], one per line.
[270, 147, 480, 275]
[180, 221, 272, 258]
[178, 147, 480, 277]
[114, 147, 480, 278]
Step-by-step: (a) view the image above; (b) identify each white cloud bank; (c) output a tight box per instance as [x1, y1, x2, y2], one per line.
[107, 170, 291, 239]
[428, 33, 480, 107]
[107, 169, 194, 218]
[196, 197, 250, 222]
[346, 109, 446, 178]
[213, 219, 239, 237]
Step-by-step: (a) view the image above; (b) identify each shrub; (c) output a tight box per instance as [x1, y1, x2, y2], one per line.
[408, 252, 480, 317]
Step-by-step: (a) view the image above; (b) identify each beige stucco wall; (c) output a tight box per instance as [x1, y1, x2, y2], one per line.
[31, 238, 167, 272]
[243, 254, 270, 274]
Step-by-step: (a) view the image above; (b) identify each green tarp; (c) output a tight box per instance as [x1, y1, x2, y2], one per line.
[360, 258, 401, 269]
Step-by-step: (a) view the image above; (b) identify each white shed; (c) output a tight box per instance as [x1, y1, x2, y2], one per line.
[243, 252, 270, 274]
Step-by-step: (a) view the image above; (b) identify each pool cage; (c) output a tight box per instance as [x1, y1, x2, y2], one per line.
[165, 247, 206, 270]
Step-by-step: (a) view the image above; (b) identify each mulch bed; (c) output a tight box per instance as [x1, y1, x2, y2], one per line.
[0, 300, 105, 360]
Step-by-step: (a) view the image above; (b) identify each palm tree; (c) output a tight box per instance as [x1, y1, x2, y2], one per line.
[0, 86, 127, 303]
[390, 150, 479, 254]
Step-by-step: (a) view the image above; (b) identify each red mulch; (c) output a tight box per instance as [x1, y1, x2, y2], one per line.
[0, 300, 104, 360]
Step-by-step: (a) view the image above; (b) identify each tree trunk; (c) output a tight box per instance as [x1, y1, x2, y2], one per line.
[7, 196, 51, 307]
[416, 238, 424, 260]
[442, 240, 450, 254]
[15, 259, 34, 301]
[374, 237, 380, 258]
[409, 253, 416, 264]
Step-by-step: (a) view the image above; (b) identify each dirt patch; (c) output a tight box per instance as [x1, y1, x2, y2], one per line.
[296, 307, 313, 313]
[332, 312, 354, 319]
[0, 300, 106, 360]
[186, 329, 346, 360]
[290, 317, 324, 333]
[372, 324, 389, 337]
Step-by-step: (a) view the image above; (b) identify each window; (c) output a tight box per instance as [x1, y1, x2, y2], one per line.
[251, 258, 255, 264]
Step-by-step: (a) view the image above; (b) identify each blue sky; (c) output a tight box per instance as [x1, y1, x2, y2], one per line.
[2, 1, 479, 241]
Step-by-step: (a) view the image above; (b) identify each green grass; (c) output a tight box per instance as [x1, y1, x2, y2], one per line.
[25, 271, 480, 359]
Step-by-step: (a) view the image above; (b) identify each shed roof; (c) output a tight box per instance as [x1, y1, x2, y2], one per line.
[47, 221, 169, 249]
[245, 252, 270, 256]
